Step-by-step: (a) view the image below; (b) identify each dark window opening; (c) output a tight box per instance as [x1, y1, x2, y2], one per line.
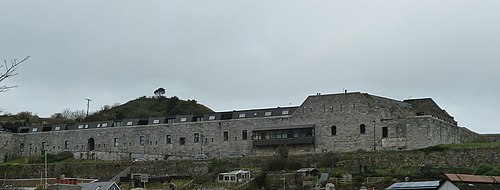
[19, 128, 29, 133]
[242, 130, 248, 140]
[137, 119, 149, 125]
[417, 112, 425, 116]
[220, 113, 233, 120]
[360, 124, 366, 134]
[194, 133, 200, 143]
[331, 126, 337, 136]
[179, 137, 186, 145]
[42, 126, 52, 132]
[192, 116, 204, 122]
[166, 135, 172, 144]
[88, 138, 95, 151]
[139, 136, 145, 146]
[382, 127, 388, 138]
[223, 131, 229, 141]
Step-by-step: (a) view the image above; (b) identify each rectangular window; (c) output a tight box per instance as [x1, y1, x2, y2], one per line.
[179, 137, 186, 145]
[166, 135, 172, 144]
[167, 118, 175, 123]
[64, 140, 69, 149]
[208, 115, 216, 120]
[153, 119, 160, 124]
[54, 126, 61, 131]
[84, 124, 89, 129]
[78, 125, 84, 129]
[180, 118, 187, 122]
[114, 138, 119, 147]
[102, 123, 108, 127]
[331, 126, 337, 136]
[126, 121, 133, 126]
[32, 128, 38, 132]
[242, 130, 248, 140]
[282, 110, 289, 115]
[97, 124, 101, 128]
[223, 131, 229, 141]
[113, 122, 122, 127]
[239, 113, 246, 118]
[265, 111, 272, 116]
[360, 124, 366, 134]
[139, 136, 145, 146]
[194, 133, 200, 143]
[382, 127, 388, 138]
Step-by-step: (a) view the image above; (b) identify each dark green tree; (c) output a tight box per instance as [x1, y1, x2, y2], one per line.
[153, 87, 166, 98]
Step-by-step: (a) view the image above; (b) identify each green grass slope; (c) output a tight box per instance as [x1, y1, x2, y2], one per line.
[84, 96, 214, 121]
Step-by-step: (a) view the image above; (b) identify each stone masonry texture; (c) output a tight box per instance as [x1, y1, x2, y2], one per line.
[0, 92, 480, 162]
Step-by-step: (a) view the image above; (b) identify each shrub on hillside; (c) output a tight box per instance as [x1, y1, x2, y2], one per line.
[475, 164, 495, 175]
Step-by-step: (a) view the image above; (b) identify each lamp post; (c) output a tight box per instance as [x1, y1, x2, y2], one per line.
[85, 98, 92, 117]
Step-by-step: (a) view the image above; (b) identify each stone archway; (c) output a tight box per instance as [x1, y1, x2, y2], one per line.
[87, 138, 95, 151]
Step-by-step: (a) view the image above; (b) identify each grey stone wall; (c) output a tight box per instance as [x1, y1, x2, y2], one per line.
[0, 132, 16, 162]
[2, 147, 500, 180]
[3, 92, 480, 161]
[16, 115, 301, 160]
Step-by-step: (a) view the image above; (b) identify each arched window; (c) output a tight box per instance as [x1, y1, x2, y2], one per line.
[331, 126, 337, 136]
[360, 124, 366, 134]
[87, 138, 95, 151]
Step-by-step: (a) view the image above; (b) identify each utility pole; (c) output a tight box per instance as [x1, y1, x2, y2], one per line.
[281, 177, 286, 190]
[44, 149, 47, 188]
[85, 98, 92, 117]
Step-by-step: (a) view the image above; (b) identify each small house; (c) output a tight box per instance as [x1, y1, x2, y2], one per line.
[296, 168, 320, 187]
[296, 168, 319, 177]
[217, 170, 251, 183]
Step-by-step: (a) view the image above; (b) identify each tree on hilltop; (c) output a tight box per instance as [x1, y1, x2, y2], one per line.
[154, 87, 166, 98]
[1, 56, 30, 93]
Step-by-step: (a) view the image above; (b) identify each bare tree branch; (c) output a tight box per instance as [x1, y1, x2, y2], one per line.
[0, 56, 30, 92]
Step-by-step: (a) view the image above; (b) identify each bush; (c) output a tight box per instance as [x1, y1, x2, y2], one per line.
[278, 146, 289, 159]
[421, 146, 448, 153]
[485, 169, 500, 176]
[475, 164, 495, 175]
[250, 172, 267, 189]
[264, 158, 286, 171]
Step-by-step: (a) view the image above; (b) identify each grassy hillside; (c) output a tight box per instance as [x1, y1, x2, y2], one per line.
[84, 96, 214, 121]
[0, 96, 215, 130]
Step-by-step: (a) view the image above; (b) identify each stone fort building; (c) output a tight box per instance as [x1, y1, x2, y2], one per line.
[0, 92, 479, 161]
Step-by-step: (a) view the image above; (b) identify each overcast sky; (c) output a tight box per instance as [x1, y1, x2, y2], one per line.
[1, 0, 499, 133]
